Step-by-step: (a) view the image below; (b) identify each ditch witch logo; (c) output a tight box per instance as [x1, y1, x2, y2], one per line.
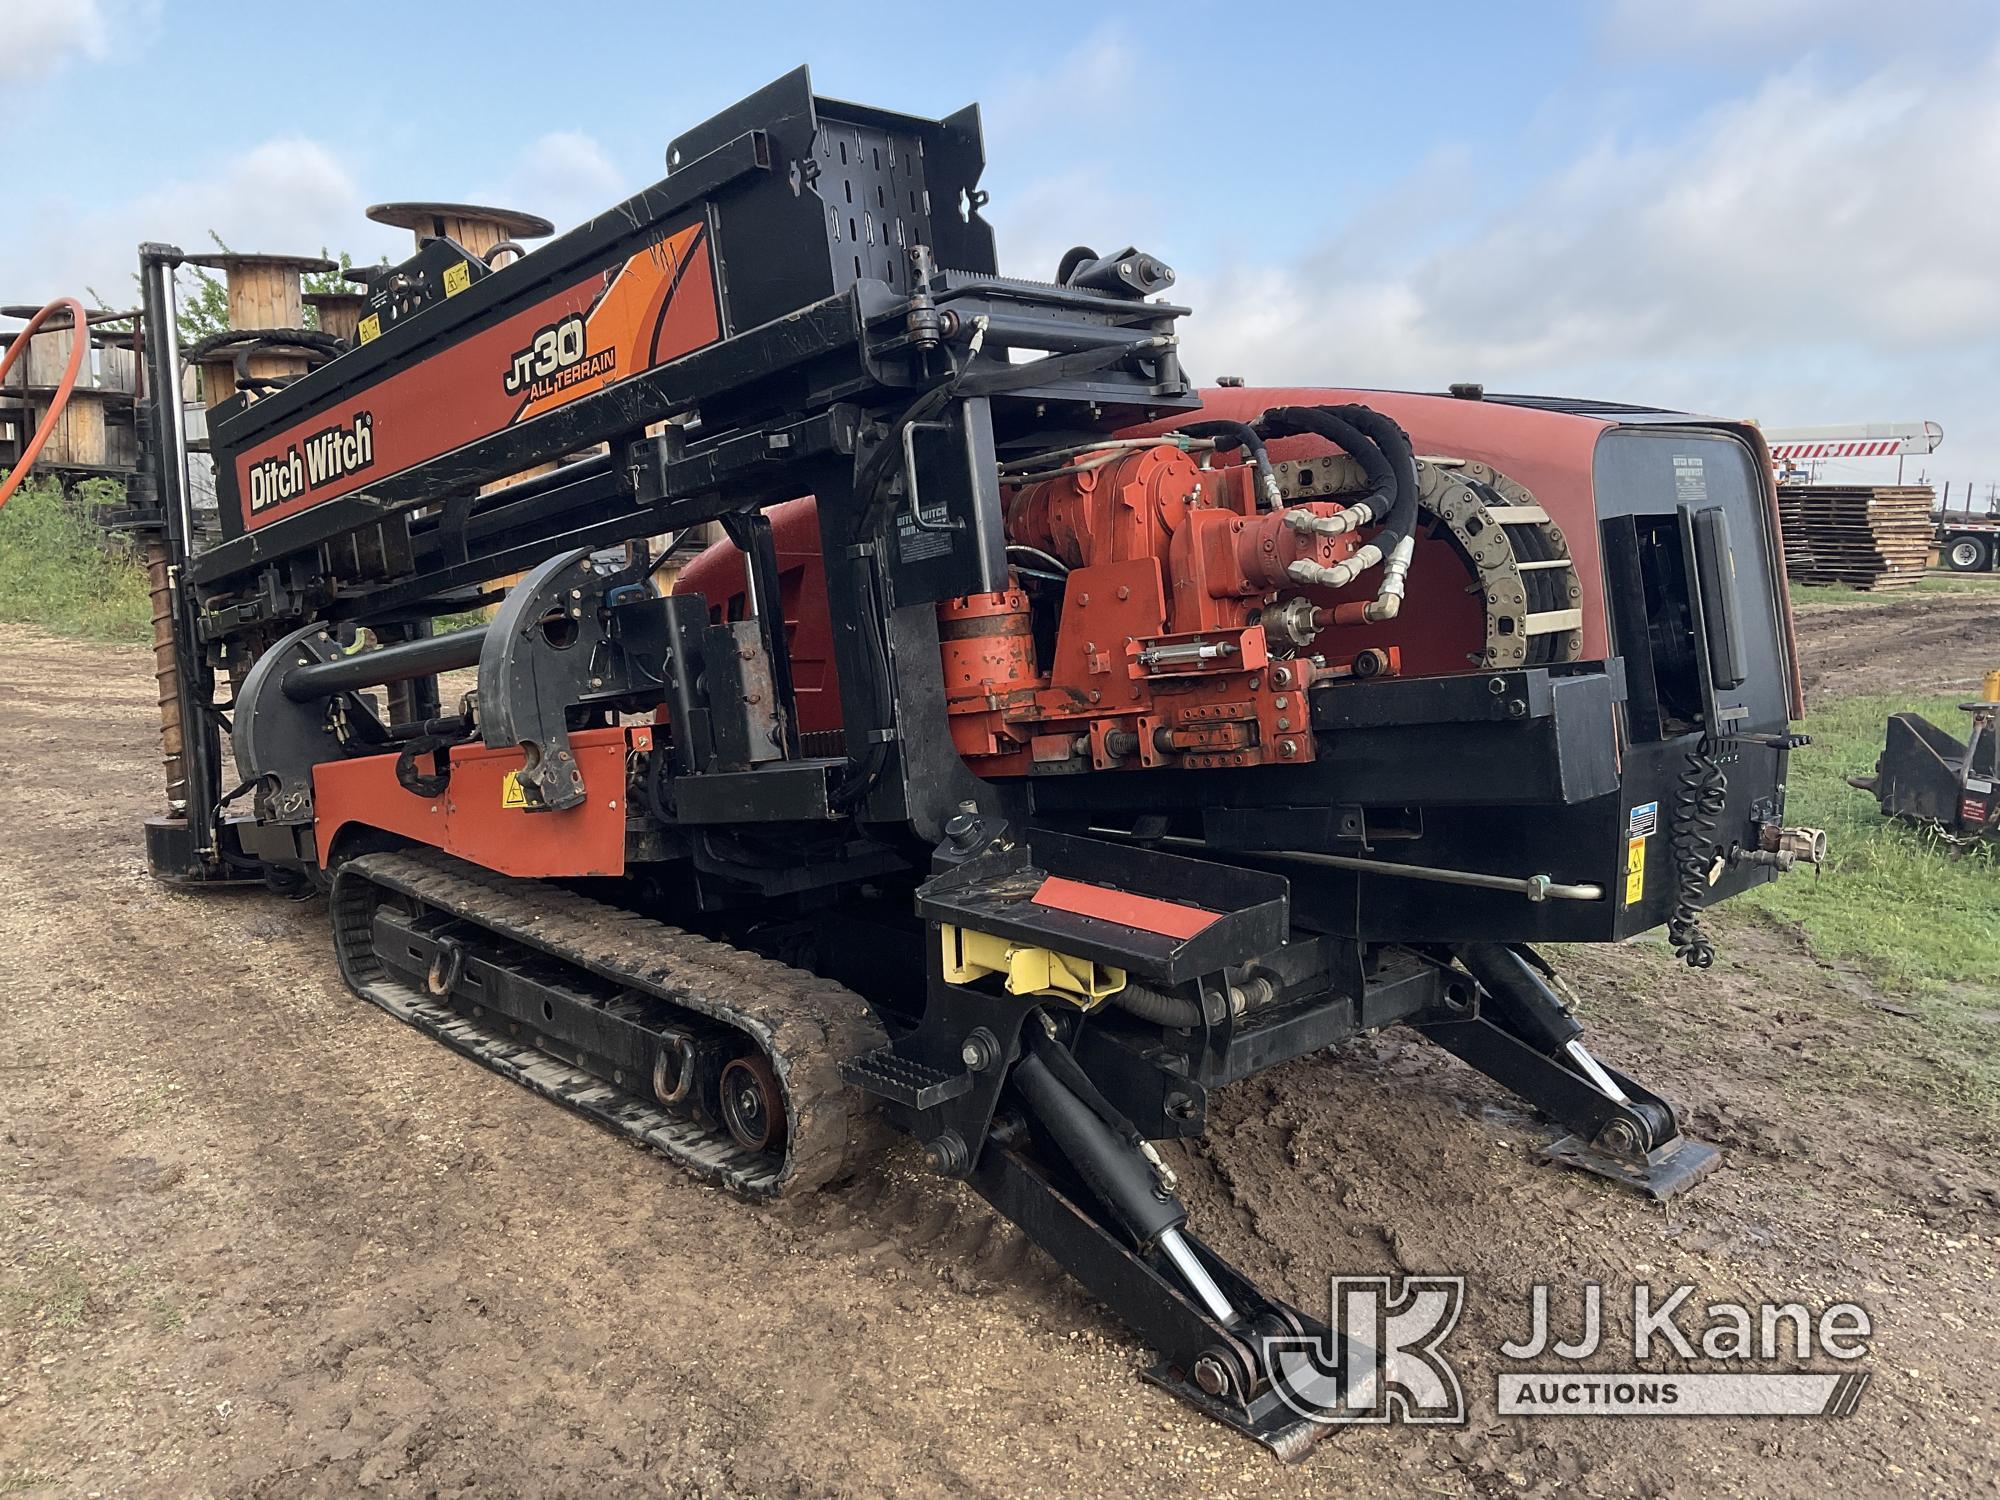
[247, 412, 375, 514]
[1262, 1279, 1873, 1426]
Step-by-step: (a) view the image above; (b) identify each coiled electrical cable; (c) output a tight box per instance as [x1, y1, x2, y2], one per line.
[1668, 737, 1730, 969]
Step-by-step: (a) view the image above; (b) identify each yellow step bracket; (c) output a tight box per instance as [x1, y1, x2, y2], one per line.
[940, 925, 1126, 1006]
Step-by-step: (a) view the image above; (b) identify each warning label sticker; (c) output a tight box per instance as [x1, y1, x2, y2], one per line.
[1672, 452, 1708, 505]
[501, 770, 526, 809]
[1629, 800, 1659, 838]
[1624, 836, 1647, 906]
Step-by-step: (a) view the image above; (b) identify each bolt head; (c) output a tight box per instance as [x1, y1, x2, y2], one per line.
[1192, 1355, 1231, 1397]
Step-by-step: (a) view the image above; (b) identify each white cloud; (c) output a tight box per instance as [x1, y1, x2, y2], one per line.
[980, 30, 1138, 143]
[7, 128, 662, 320]
[1165, 50, 2000, 480]
[0, 0, 109, 82]
[7, 138, 402, 313]
[138, 139, 375, 260]
[489, 131, 627, 235]
[978, 32, 1211, 288]
[989, 168, 1170, 289]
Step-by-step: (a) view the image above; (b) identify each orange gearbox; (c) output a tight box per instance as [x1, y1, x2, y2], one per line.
[932, 442, 1387, 776]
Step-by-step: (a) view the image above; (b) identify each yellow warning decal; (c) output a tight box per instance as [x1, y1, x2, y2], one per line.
[357, 312, 381, 344]
[1624, 835, 1647, 906]
[443, 260, 471, 298]
[501, 770, 526, 809]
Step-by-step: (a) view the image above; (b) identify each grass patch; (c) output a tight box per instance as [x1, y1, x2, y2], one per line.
[0, 1250, 97, 1332]
[0, 476, 151, 641]
[1743, 689, 2000, 1109]
[1788, 574, 2000, 608]
[146, 1290, 186, 1333]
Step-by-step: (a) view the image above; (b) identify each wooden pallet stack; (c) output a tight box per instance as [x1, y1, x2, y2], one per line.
[1776, 485, 1935, 590]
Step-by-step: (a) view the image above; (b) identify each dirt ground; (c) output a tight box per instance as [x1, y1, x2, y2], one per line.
[1790, 582, 2000, 705]
[2, 593, 1997, 1499]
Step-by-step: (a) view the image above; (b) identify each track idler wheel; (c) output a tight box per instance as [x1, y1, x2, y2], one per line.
[720, 1052, 785, 1153]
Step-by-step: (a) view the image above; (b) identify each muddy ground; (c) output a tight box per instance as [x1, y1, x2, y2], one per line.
[1789, 582, 2000, 705]
[2, 592, 1997, 1499]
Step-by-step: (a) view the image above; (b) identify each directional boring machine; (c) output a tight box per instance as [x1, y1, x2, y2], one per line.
[117, 71, 1820, 1456]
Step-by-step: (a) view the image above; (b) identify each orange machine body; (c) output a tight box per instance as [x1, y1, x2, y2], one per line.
[312, 725, 644, 876]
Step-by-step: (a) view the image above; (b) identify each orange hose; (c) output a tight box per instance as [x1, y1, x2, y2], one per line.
[0, 296, 90, 509]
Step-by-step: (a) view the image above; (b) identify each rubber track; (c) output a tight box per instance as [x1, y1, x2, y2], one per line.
[330, 849, 888, 1198]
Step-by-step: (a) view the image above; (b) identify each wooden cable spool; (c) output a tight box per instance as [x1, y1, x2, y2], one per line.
[0, 297, 88, 505]
[184, 252, 337, 404]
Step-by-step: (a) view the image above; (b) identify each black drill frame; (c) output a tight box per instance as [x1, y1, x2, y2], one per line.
[172, 66, 1195, 848]
[195, 65, 1190, 597]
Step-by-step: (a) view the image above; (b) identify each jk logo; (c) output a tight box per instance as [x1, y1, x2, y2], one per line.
[1262, 1276, 1467, 1425]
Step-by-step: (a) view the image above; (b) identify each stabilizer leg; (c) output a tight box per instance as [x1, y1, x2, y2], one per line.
[1419, 943, 1720, 1199]
[968, 1101, 1342, 1461]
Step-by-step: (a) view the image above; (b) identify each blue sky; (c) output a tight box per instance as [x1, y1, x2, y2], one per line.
[7, 0, 1998, 494]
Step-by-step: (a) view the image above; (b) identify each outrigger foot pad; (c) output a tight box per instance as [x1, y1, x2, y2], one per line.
[1421, 942, 1724, 1202]
[1545, 1128, 1722, 1200]
[1141, 1359, 1338, 1464]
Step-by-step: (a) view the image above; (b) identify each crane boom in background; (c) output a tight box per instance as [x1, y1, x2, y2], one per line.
[1760, 420, 1944, 463]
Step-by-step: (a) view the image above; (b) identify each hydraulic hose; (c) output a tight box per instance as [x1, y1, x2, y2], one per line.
[1325, 403, 1419, 611]
[1107, 978, 1204, 1029]
[0, 297, 89, 510]
[1258, 405, 1394, 519]
[1172, 418, 1280, 510]
[1255, 403, 1419, 601]
[1324, 404, 1419, 562]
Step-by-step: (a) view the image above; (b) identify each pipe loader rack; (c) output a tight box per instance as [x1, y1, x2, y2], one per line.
[114, 68, 1824, 1457]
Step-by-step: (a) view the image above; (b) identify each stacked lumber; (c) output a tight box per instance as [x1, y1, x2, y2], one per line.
[1776, 485, 1935, 590]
